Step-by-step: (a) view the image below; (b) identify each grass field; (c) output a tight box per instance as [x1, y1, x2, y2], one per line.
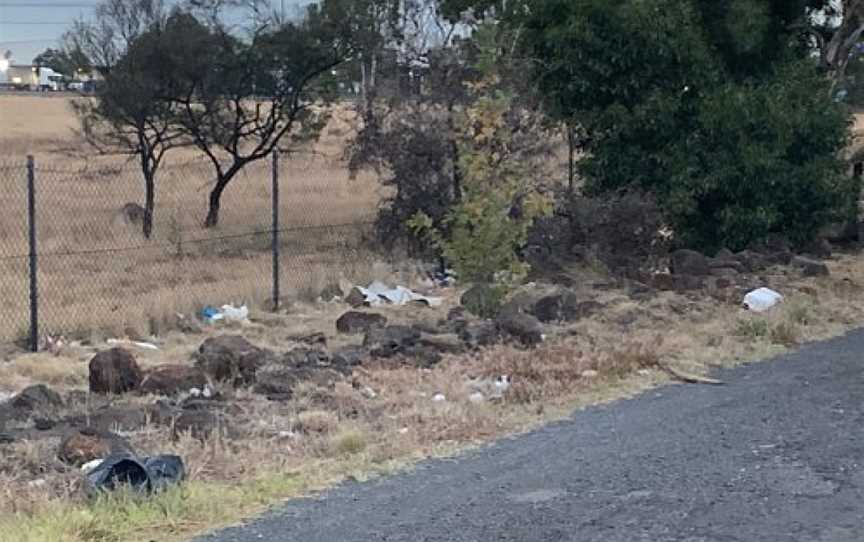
[0, 95, 385, 342]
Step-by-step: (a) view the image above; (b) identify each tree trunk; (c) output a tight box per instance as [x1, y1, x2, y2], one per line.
[143, 172, 155, 239]
[567, 124, 576, 196]
[447, 102, 462, 203]
[205, 175, 232, 228]
[138, 142, 156, 239]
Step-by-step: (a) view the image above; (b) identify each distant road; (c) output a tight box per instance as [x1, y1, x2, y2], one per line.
[198, 329, 864, 542]
[0, 91, 83, 98]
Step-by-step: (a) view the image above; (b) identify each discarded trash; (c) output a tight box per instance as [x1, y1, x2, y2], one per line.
[81, 458, 104, 473]
[106, 339, 159, 351]
[432, 392, 447, 403]
[427, 268, 456, 287]
[221, 304, 249, 323]
[200, 306, 223, 324]
[353, 281, 443, 308]
[85, 453, 185, 494]
[743, 288, 783, 312]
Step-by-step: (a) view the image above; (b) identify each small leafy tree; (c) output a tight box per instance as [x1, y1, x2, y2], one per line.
[410, 76, 553, 285]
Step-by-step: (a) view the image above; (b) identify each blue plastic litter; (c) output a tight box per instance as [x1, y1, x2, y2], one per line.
[200, 306, 222, 324]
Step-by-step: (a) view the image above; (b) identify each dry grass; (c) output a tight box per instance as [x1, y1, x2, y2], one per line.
[0, 95, 383, 341]
[4, 96, 864, 541]
[2, 251, 864, 541]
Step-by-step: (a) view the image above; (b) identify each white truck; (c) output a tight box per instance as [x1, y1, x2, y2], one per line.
[36, 67, 64, 91]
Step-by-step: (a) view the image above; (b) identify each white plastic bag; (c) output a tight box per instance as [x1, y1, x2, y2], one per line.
[221, 304, 249, 323]
[743, 288, 783, 312]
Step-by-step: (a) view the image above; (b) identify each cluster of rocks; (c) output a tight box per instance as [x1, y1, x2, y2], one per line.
[630, 242, 831, 295]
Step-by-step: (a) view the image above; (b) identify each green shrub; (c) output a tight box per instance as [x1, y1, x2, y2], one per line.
[410, 77, 552, 286]
[734, 318, 769, 340]
[521, 0, 857, 253]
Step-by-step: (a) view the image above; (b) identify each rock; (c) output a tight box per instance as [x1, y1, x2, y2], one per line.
[418, 332, 465, 354]
[709, 257, 745, 274]
[673, 275, 704, 292]
[193, 335, 267, 386]
[447, 307, 466, 321]
[89, 348, 143, 394]
[495, 312, 544, 347]
[140, 365, 209, 396]
[331, 346, 368, 368]
[58, 429, 133, 467]
[287, 332, 327, 347]
[173, 410, 224, 440]
[670, 249, 710, 276]
[34, 418, 56, 431]
[802, 238, 833, 259]
[764, 235, 791, 254]
[459, 321, 500, 348]
[576, 301, 605, 318]
[254, 366, 342, 401]
[651, 273, 676, 291]
[710, 267, 740, 278]
[461, 283, 504, 318]
[320, 283, 344, 302]
[283, 347, 331, 367]
[715, 277, 734, 290]
[64, 405, 150, 433]
[792, 255, 830, 277]
[344, 287, 367, 308]
[820, 221, 858, 244]
[336, 311, 387, 334]
[364, 326, 421, 357]
[531, 291, 580, 323]
[10, 384, 63, 412]
[715, 248, 735, 260]
[404, 345, 443, 367]
[734, 250, 767, 272]
[175, 314, 203, 334]
[765, 250, 794, 266]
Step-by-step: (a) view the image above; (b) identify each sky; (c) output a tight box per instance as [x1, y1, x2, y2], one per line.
[0, 0, 311, 65]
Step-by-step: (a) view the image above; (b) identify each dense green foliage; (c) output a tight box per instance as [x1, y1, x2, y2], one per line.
[520, 0, 856, 251]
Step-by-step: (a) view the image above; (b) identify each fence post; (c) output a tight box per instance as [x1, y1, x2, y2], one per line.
[27, 155, 38, 352]
[271, 149, 280, 311]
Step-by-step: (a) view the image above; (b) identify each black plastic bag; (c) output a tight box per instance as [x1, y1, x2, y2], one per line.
[86, 454, 185, 494]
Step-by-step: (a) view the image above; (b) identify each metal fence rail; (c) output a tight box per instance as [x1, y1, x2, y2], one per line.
[0, 151, 377, 348]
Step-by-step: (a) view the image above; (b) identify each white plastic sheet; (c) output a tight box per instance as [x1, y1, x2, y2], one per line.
[743, 288, 783, 312]
[356, 281, 443, 307]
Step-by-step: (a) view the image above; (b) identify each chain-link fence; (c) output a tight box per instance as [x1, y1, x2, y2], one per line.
[0, 150, 379, 348]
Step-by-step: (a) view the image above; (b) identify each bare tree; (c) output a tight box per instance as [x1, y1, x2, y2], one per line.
[66, 0, 182, 238]
[167, 1, 354, 226]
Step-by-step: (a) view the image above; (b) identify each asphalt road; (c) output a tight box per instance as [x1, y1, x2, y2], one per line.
[198, 330, 864, 542]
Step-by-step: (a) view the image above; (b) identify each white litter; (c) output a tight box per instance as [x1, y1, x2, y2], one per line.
[743, 288, 784, 312]
[432, 392, 447, 402]
[106, 339, 159, 351]
[80, 458, 104, 474]
[221, 304, 250, 323]
[469, 391, 485, 404]
[354, 281, 443, 307]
